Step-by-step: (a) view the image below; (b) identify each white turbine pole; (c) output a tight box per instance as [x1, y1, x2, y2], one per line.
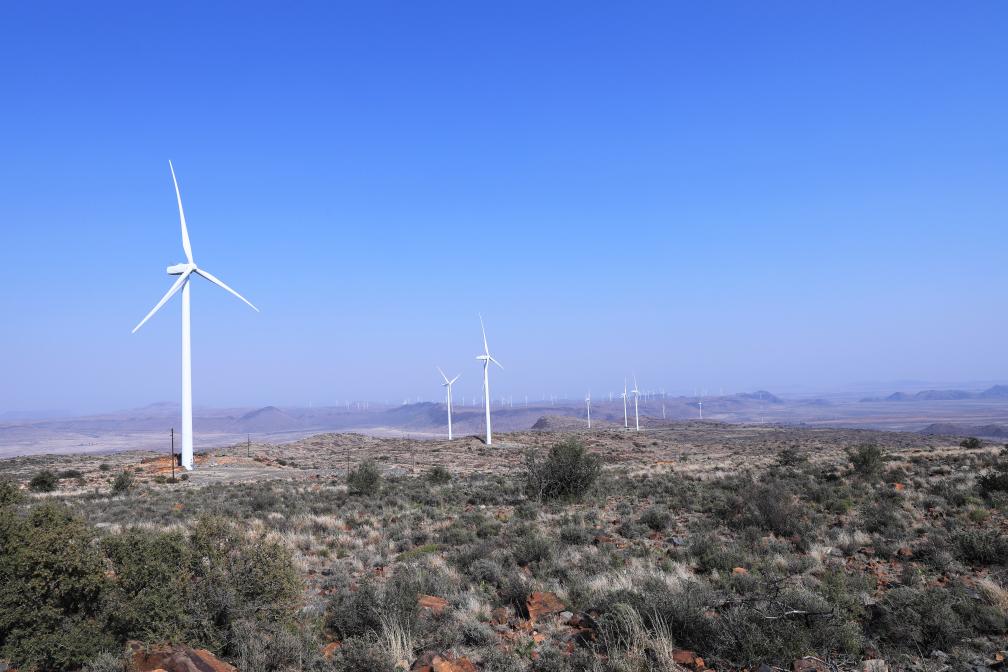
[586, 391, 591, 428]
[476, 315, 502, 446]
[633, 376, 640, 431]
[699, 400, 703, 419]
[181, 280, 192, 468]
[621, 379, 628, 429]
[483, 359, 491, 444]
[437, 367, 460, 440]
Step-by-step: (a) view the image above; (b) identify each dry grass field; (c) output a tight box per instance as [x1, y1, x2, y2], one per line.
[1, 422, 1006, 672]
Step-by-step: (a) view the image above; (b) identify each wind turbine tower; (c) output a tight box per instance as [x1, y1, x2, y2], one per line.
[585, 391, 591, 429]
[620, 379, 629, 429]
[437, 367, 460, 440]
[132, 161, 258, 471]
[632, 376, 641, 431]
[476, 315, 503, 445]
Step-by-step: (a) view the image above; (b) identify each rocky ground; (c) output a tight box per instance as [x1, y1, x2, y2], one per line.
[0, 422, 1006, 672]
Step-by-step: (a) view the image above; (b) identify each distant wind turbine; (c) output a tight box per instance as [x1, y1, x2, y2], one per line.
[132, 161, 258, 471]
[698, 400, 703, 419]
[585, 391, 592, 429]
[632, 375, 641, 431]
[437, 367, 460, 440]
[476, 315, 503, 445]
[620, 379, 629, 429]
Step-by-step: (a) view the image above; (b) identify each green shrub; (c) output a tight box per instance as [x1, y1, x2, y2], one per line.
[111, 470, 133, 495]
[0, 502, 112, 670]
[877, 586, 967, 651]
[102, 529, 192, 643]
[510, 524, 555, 565]
[29, 469, 59, 492]
[739, 486, 813, 547]
[978, 470, 1008, 497]
[952, 529, 1008, 565]
[426, 465, 451, 484]
[0, 479, 23, 507]
[103, 516, 302, 655]
[847, 443, 886, 477]
[688, 532, 745, 574]
[639, 506, 671, 532]
[330, 635, 396, 672]
[960, 437, 983, 450]
[348, 460, 382, 495]
[776, 446, 808, 468]
[524, 438, 601, 502]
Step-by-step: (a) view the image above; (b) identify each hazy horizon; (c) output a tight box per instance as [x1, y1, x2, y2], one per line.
[3, 4, 1007, 414]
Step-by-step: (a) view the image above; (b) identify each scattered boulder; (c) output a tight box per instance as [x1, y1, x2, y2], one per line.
[672, 649, 705, 670]
[862, 660, 888, 672]
[412, 652, 478, 672]
[527, 591, 565, 622]
[320, 641, 341, 660]
[128, 641, 236, 672]
[418, 594, 449, 616]
[793, 658, 827, 672]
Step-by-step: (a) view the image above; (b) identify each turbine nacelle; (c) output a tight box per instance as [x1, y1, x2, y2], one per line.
[167, 263, 191, 275]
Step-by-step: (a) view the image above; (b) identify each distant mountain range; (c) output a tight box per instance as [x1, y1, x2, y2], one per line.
[861, 385, 1008, 402]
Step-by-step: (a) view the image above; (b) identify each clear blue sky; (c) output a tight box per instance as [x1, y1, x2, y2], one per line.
[2, 3, 1006, 413]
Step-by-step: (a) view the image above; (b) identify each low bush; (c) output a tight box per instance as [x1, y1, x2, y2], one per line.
[960, 437, 983, 450]
[29, 469, 59, 492]
[426, 465, 451, 484]
[348, 460, 382, 495]
[639, 506, 671, 532]
[775, 445, 808, 468]
[111, 470, 133, 495]
[847, 443, 886, 477]
[0, 503, 302, 672]
[738, 486, 813, 547]
[524, 438, 601, 502]
[952, 529, 1008, 566]
[0, 502, 112, 669]
[978, 470, 1008, 497]
[877, 586, 967, 651]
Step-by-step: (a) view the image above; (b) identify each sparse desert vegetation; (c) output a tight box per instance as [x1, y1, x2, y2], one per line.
[0, 424, 1006, 671]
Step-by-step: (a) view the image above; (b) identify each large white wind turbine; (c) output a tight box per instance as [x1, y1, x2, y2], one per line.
[585, 391, 592, 429]
[476, 315, 503, 445]
[132, 161, 258, 471]
[437, 366, 460, 440]
[632, 375, 641, 431]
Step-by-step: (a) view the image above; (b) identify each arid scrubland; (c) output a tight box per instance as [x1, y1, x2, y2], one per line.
[1, 424, 1006, 672]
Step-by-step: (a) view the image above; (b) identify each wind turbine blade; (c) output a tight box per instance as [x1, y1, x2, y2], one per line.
[132, 271, 190, 333]
[479, 314, 489, 355]
[489, 356, 503, 370]
[437, 366, 449, 384]
[450, 375, 461, 384]
[169, 161, 194, 264]
[194, 268, 259, 312]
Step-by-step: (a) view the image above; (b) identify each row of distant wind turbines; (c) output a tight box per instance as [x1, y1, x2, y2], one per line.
[132, 163, 699, 470]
